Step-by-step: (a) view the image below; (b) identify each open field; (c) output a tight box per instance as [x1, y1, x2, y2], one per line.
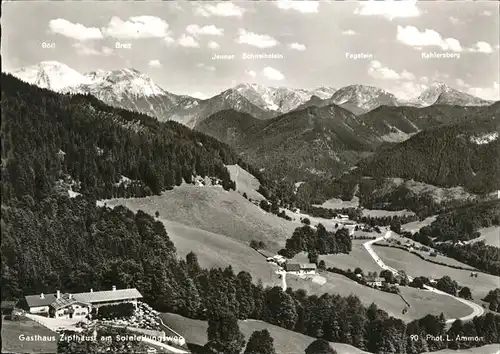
[1, 316, 58, 353]
[424, 345, 500, 354]
[380, 234, 475, 269]
[402, 215, 438, 234]
[160, 313, 370, 354]
[291, 240, 381, 274]
[288, 271, 472, 322]
[161, 220, 281, 287]
[279, 207, 342, 231]
[102, 185, 299, 252]
[102, 191, 476, 323]
[468, 226, 500, 247]
[314, 196, 360, 209]
[160, 215, 474, 322]
[226, 164, 265, 201]
[374, 246, 500, 300]
[361, 208, 416, 218]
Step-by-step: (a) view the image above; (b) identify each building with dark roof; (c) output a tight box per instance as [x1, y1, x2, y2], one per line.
[284, 263, 317, 275]
[25, 287, 143, 317]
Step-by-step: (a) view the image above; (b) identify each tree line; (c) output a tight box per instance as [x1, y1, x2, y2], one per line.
[277, 224, 352, 259]
[418, 200, 500, 243]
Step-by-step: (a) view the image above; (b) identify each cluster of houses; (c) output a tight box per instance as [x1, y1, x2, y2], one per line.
[24, 286, 143, 319]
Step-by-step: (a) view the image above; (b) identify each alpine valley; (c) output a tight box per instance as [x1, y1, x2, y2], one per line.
[3, 60, 500, 354]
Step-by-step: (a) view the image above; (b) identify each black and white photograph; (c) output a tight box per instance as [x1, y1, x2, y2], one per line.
[1, 0, 500, 353]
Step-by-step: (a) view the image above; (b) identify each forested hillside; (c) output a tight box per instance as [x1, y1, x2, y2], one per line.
[304, 103, 500, 211]
[358, 104, 486, 140]
[419, 200, 500, 243]
[1, 73, 298, 206]
[197, 104, 375, 183]
[355, 103, 500, 194]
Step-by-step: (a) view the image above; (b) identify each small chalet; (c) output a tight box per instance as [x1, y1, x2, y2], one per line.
[25, 286, 143, 317]
[285, 263, 317, 275]
[49, 293, 91, 319]
[366, 277, 384, 287]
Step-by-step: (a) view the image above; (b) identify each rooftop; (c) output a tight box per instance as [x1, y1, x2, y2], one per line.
[25, 288, 143, 308]
[285, 263, 317, 271]
[367, 277, 384, 282]
[25, 294, 57, 308]
[50, 295, 90, 310]
[285, 263, 301, 272]
[299, 263, 317, 270]
[73, 288, 143, 304]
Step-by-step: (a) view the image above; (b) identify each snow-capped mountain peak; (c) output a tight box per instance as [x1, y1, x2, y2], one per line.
[418, 81, 493, 107]
[330, 84, 399, 114]
[223, 83, 337, 113]
[79, 68, 167, 97]
[417, 81, 453, 105]
[10, 61, 93, 91]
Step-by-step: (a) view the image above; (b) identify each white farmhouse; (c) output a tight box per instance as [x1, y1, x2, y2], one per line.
[284, 263, 317, 275]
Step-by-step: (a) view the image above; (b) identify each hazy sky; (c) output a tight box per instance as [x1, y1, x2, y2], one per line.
[2, 1, 499, 100]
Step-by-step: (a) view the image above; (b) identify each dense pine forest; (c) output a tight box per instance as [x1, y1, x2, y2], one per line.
[2, 74, 500, 354]
[278, 224, 352, 258]
[355, 106, 500, 195]
[0, 73, 297, 206]
[418, 200, 500, 243]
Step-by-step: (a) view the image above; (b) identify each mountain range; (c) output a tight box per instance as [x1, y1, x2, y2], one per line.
[8, 61, 495, 128]
[7, 60, 499, 192]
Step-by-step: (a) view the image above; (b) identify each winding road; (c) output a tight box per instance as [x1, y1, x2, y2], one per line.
[363, 231, 485, 324]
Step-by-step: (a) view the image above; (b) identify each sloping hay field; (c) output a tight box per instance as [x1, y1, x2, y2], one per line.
[226, 164, 265, 201]
[383, 234, 474, 269]
[288, 272, 472, 322]
[291, 240, 381, 274]
[102, 185, 299, 251]
[468, 226, 500, 247]
[161, 220, 282, 287]
[1, 317, 58, 353]
[402, 215, 438, 234]
[160, 313, 370, 354]
[315, 196, 360, 209]
[374, 246, 500, 300]
[361, 208, 416, 217]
